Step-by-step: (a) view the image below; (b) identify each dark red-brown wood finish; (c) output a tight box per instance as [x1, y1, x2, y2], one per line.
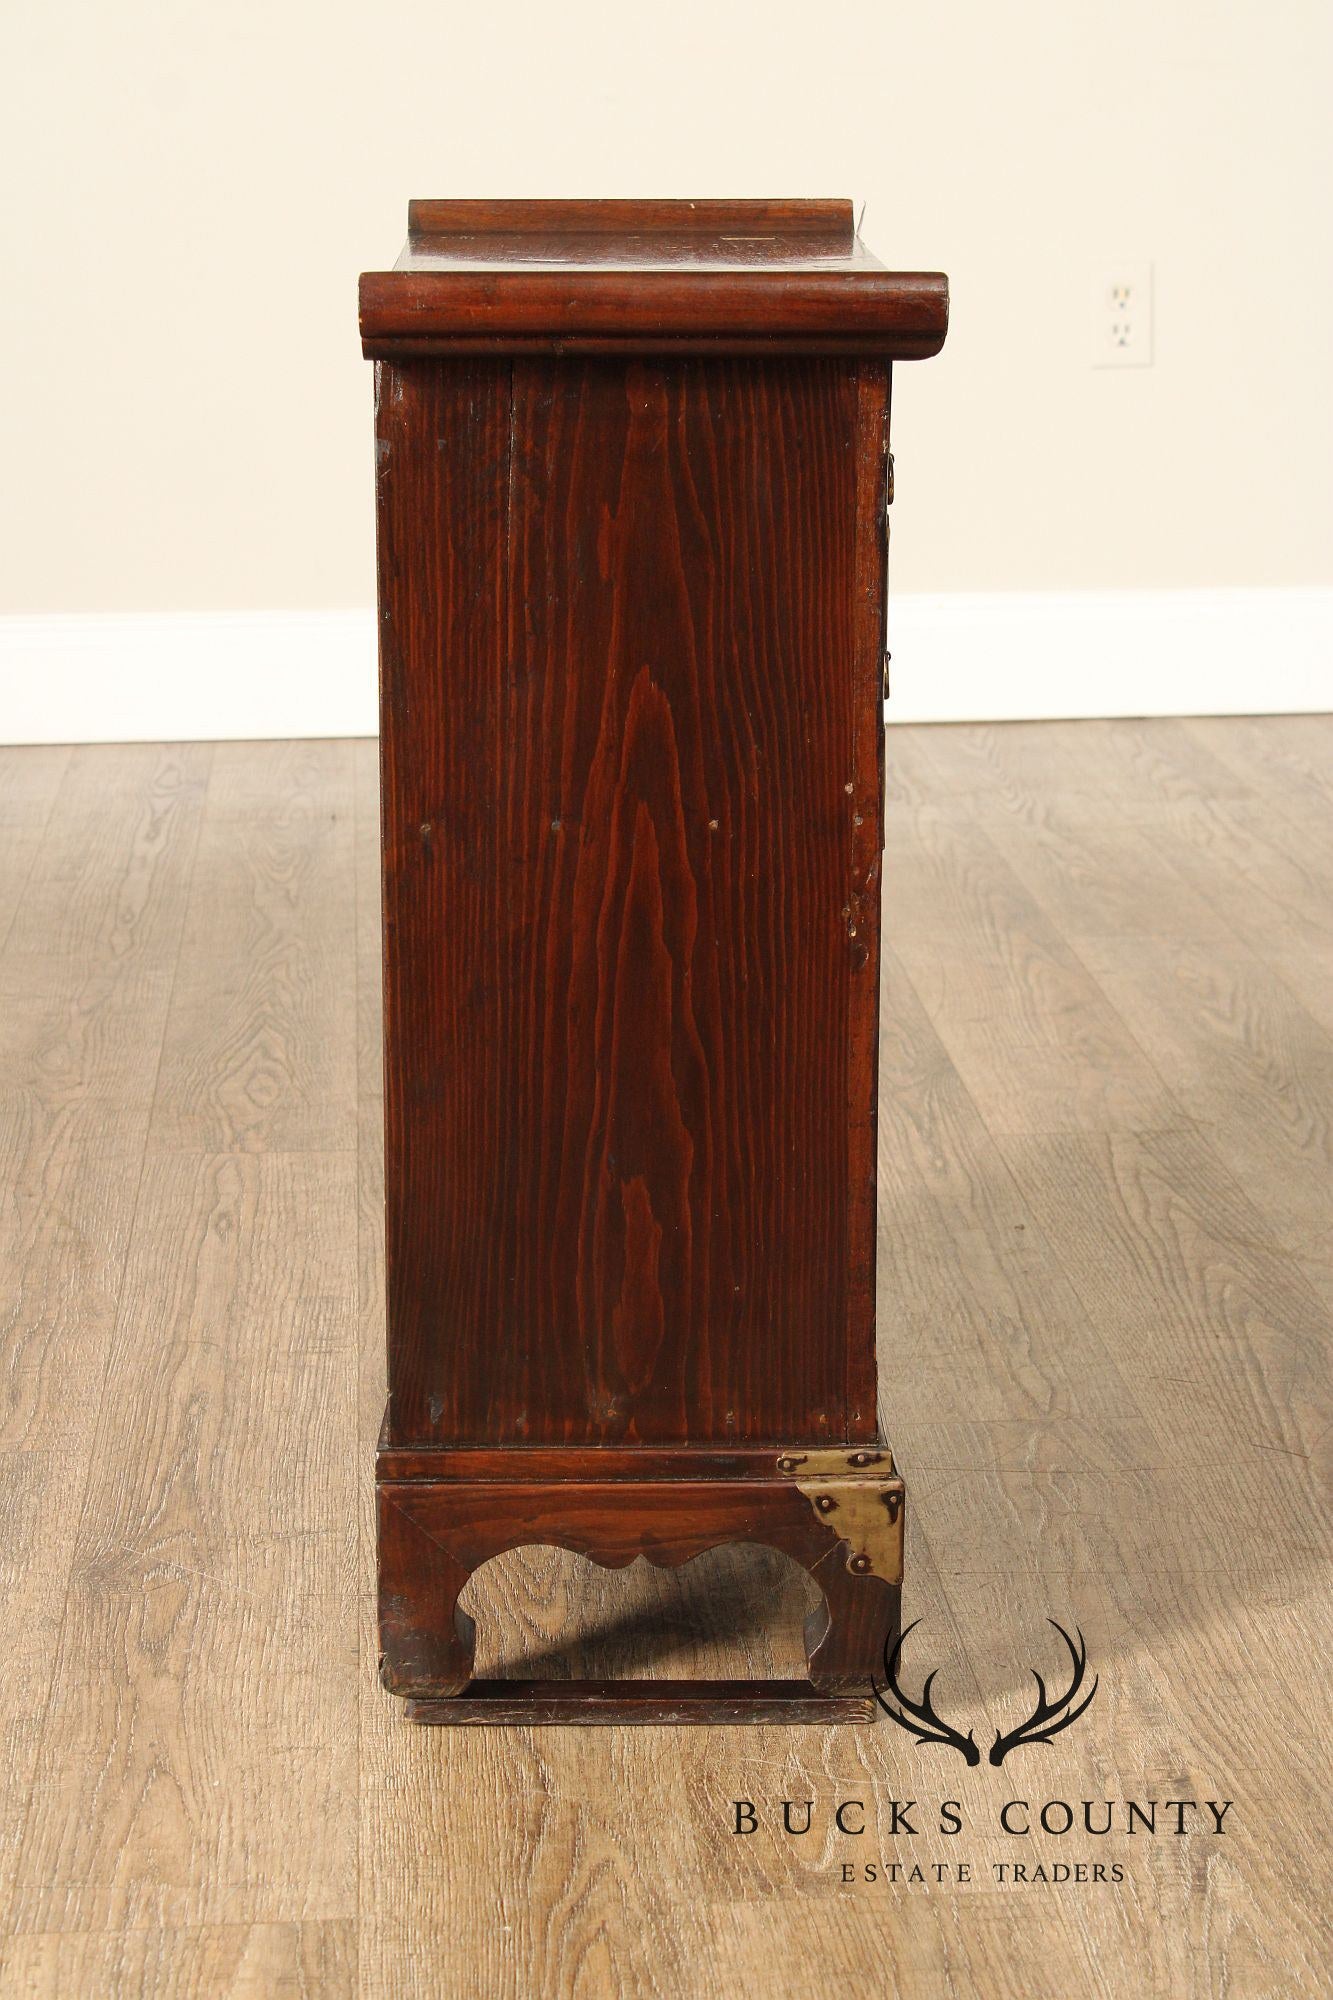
[360, 196, 948, 357]
[364, 200, 948, 1723]
[377, 1441, 904, 1724]
[377, 354, 886, 1449]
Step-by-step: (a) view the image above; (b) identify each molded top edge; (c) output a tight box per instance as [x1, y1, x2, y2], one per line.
[360, 198, 949, 355]
[406, 198, 855, 241]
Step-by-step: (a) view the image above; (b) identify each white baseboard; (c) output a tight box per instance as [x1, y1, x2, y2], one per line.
[0, 589, 1328, 745]
[885, 587, 1332, 723]
[0, 610, 379, 746]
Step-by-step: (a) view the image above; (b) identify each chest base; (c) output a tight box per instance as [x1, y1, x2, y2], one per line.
[377, 1438, 904, 1725]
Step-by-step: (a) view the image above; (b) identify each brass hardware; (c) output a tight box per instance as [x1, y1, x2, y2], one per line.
[776, 1448, 904, 1580]
[793, 1479, 904, 1580]
[776, 1448, 895, 1477]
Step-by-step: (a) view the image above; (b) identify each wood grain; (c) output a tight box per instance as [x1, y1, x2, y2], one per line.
[378, 355, 887, 1448]
[875, 945, 1160, 1439]
[147, 741, 357, 1154]
[1183, 713, 1333, 818]
[1078, 936, 1333, 1293]
[6, 1152, 359, 1936]
[1133, 794, 1333, 1039]
[406, 1681, 874, 1725]
[363, 201, 946, 357]
[353, 737, 383, 1102]
[926, 751, 1333, 1321]
[882, 808, 1183, 1134]
[2, 720, 1330, 1997]
[359, 269, 950, 356]
[985, 1126, 1330, 1464]
[0, 745, 210, 1927]
[0, 746, 70, 954]
[407, 198, 857, 240]
[0, 1922, 354, 1999]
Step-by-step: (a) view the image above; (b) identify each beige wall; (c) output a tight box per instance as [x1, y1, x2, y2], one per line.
[2, 0, 1330, 615]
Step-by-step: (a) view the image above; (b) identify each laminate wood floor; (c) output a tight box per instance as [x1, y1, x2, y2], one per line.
[0, 719, 1328, 1998]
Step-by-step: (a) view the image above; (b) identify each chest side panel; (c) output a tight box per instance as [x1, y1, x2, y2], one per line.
[377, 355, 886, 1445]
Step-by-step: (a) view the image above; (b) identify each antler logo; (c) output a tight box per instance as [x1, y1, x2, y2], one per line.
[988, 1621, 1098, 1766]
[874, 1621, 982, 1764]
[873, 1619, 1099, 1766]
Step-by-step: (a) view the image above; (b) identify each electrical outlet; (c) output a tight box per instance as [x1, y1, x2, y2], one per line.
[1092, 262, 1153, 368]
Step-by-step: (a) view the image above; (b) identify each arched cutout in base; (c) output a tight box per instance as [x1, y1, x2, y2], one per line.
[376, 1445, 904, 1724]
[457, 1541, 820, 1682]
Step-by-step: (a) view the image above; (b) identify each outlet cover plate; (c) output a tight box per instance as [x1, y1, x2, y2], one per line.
[1092, 261, 1154, 369]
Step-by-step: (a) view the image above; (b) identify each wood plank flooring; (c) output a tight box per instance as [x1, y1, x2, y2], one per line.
[0, 718, 1328, 1998]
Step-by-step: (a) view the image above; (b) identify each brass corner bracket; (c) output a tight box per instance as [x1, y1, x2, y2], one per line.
[777, 1447, 904, 1582]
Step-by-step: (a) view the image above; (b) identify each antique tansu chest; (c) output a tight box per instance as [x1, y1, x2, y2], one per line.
[360, 198, 948, 1723]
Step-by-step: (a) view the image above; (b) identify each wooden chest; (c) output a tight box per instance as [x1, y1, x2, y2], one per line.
[360, 199, 948, 1723]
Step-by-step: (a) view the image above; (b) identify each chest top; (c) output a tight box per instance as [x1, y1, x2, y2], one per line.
[359, 197, 948, 356]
